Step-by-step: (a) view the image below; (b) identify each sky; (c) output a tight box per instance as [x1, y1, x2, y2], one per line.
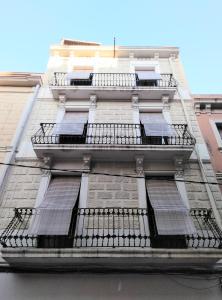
[0, 0, 222, 94]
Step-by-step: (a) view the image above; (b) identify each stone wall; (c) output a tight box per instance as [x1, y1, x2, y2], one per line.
[88, 162, 138, 208]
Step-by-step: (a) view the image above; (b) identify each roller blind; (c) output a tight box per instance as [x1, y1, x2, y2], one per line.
[66, 72, 91, 80]
[56, 111, 88, 135]
[146, 178, 196, 235]
[29, 176, 81, 235]
[136, 71, 161, 80]
[140, 113, 173, 136]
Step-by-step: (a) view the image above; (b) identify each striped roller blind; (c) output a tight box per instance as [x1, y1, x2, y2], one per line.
[29, 176, 81, 235]
[57, 111, 88, 135]
[146, 178, 196, 235]
[140, 113, 174, 136]
[66, 72, 91, 80]
[136, 71, 161, 80]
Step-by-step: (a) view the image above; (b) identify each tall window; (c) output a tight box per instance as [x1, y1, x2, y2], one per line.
[216, 123, 222, 140]
[67, 66, 93, 85]
[29, 176, 81, 248]
[145, 177, 196, 248]
[57, 111, 88, 144]
[140, 112, 173, 145]
[135, 68, 161, 86]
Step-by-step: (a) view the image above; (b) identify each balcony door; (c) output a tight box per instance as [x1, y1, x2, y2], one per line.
[56, 111, 88, 144]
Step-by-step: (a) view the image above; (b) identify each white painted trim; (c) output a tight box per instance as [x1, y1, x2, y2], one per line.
[79, 173, 89, 208]
[56, 106, 65, 123]
[35, 172, 51, 207]
[132, 108, 140, 124]
[137, 178, 147, 208]
[162, 111, 172, 123]
[209, 119, 222, 149]
[175, 178, 190, 209]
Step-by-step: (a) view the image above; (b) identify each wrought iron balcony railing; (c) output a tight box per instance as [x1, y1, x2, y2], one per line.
[31, 123, 195, 146]
[0, 208, 221, 249]
[50, 72, 177, 88]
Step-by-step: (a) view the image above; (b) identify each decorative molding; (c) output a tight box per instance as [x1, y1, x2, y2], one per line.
[194, 103, 201, 115]
[162, 94, 170, 111]
[174, 157, 184, 178]
[90, 94, 97, 109]
[83, 154, 92, 171]
[205, 103, 211, 114]
[154, 52, 159, 59]
[170, 53, 176, 59]
[132, 95, 139, 109]
[135, 156, 144, 176]
[58, 94, 66, 106]
[42, 155, 52, 168]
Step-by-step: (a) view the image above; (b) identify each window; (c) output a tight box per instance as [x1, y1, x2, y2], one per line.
[140, 112, 173, 145]
[66, 66, 93, 86]
[29, 176, 81, 248]
[57, 111, 88, 144]
[216, 123, 222, 140]
[135, 68, 161, 86]
[145, 177, 196, 248]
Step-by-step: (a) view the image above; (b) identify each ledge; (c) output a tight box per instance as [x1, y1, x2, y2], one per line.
[33, 143, 194, 161]
[2, 247, 222, 271]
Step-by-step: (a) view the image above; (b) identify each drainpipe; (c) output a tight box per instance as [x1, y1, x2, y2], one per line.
[0, 84, 41, 199]
[169, 57, 222, 230]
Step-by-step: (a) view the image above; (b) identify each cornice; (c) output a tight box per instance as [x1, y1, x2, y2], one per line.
[0, 72, 43, 87]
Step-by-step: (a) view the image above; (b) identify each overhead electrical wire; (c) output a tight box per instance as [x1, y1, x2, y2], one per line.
[0, 161, 221, 186]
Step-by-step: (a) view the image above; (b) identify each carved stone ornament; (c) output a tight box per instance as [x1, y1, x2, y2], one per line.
[194, 103, 201, 115]
[90, 94, 97, 108]
[83, 154, 92, 171]
[135, 156, 144, 176]
[205, 103, 211, 114]
[132, 95, 139, 108]
[58, 94, 66, 105]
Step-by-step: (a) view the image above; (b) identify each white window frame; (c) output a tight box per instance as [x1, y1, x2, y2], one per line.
[210, 119, 222, 150]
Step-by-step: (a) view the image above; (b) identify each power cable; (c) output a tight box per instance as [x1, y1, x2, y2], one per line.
[0, 161, 221, 186]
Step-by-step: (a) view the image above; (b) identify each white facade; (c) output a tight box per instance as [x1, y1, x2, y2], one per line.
[0, 40, 222, 298]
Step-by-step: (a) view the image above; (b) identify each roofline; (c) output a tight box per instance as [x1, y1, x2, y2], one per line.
[0, 72, 43, 87]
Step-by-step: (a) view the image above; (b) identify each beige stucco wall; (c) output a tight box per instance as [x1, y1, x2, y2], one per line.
[0, 86, 33, 161]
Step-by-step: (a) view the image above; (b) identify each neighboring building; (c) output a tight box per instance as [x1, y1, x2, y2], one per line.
[0, 72, 42, 216]
[0, 40, 222, 299]
[194, 95, 222, 191]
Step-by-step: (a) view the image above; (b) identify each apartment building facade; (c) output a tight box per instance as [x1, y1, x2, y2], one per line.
[194, 94, 222, 191]
[0, 40, 222, 299]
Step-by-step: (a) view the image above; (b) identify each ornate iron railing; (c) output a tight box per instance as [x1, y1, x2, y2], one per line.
[0, 208, 221, 249]
[31, 123, 195, 146]
[49, 72, 177, 88]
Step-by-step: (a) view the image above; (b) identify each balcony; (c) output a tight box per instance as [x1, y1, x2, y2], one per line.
[49, 72, 177, 100]
[1, 208, 222, 270]
[31, 123, 195, 161]
[1, 208, 221, 249]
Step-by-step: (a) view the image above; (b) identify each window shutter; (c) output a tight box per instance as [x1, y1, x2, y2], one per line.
[140, 113, 174, 136]
[29, 176, 81, 235]
[146, 179, 196, 235]
[56, 111, 88, 135]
